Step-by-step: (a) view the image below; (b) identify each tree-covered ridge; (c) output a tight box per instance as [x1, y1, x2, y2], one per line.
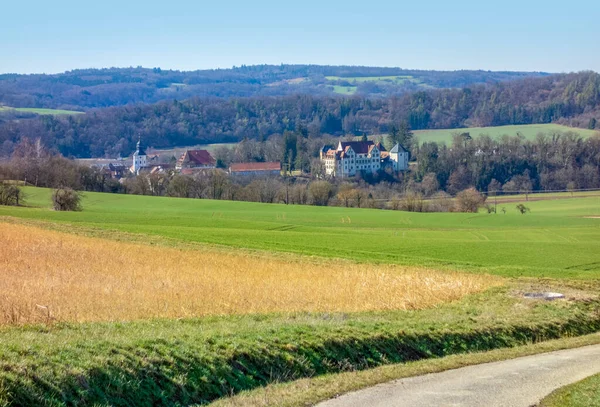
[0, 72, 598, 158]
[0, 65, 548, 110]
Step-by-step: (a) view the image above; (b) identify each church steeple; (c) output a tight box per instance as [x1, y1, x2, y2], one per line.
[136, 136, 146, 156]
[132, 136, 147, 174]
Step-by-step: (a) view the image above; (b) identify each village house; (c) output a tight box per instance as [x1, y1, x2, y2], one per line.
[229, 162, 281, 176]
[320, 140, 409, 177]
[108, 163, 128, 178]
[176, 150, 216, 171]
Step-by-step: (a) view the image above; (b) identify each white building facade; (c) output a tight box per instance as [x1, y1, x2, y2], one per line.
[321, 140, 408, 177]
[389, 144, 410, 171]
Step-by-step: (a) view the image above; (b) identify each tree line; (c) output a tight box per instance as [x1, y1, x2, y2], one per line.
[1, 129, 599, 214]
[0, 72, 597, 159]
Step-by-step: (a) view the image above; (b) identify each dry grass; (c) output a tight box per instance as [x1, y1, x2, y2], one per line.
[0, 223, 500, 324]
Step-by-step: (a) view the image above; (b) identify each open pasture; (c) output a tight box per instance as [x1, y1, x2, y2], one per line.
[2, 187, 600, 279]
[331, 85, 358, 94]
[414, 124, 599, 145]
[0, 106, 84, 116]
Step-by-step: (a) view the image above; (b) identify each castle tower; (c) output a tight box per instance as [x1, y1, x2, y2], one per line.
[132, 136, 147, 174]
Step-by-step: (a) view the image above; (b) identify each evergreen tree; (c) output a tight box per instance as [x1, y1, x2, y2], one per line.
[388, 120, 413, 148]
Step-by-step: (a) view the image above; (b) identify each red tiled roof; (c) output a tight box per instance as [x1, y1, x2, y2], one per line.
[229, 162, 281, 172]
[186, 150, 215, 166]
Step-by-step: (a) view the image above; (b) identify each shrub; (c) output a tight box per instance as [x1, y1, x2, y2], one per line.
[52, 187, 82, 211]
[309, 181, 334, 206]
[455, 188, 486, 213]
[0, 183, 23, 206]
[428, 191, 453, 212]
[400, 191, 427, 212]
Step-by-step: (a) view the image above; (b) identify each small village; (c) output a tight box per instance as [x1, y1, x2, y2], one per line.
[95, 137, 410, 182]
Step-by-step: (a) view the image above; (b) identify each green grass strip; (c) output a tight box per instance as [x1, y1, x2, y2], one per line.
[1, 289, 599, 406]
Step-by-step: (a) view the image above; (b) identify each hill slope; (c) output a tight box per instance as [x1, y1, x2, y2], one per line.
[0, 72, 598, 158]
[0, 65, 548, 110]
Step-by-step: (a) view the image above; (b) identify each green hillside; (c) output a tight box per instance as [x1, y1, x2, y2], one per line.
[414, 124, 599, 144]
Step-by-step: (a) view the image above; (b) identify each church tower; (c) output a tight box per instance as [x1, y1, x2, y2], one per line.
[132, 136, 147, 174]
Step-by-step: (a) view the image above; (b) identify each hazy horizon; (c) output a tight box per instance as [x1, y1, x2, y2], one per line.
[0, 63, 566, 76]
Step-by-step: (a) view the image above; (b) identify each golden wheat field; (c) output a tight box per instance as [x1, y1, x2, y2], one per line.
[0, 223, 500, 324]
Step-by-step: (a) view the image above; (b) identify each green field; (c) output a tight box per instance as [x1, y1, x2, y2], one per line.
[414, 124, 599, 144]
[0, 106, 84, 116]
[2, 188, 600, 405]
[2, 187, 600, 279]
[325, 75, 427, 94]
[331, 85, 358, 94]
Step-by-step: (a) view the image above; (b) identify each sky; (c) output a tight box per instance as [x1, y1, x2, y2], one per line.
[2, 0, 599, 74]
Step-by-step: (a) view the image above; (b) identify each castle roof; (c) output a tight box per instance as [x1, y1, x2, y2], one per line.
[390, 144, 407, 153]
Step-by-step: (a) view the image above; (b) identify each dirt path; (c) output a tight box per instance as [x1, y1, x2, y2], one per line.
[317, 344, 600, 407]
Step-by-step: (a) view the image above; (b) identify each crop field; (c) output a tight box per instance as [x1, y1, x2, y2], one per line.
[0, 106, 84, 115]
[2, 187, 599, 279]
[0, 222, 495, 324]
[414, 124, 599, 144]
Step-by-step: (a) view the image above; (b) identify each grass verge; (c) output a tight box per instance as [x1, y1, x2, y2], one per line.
[0, 284, 599, 406]
[539, 373, 600, 407]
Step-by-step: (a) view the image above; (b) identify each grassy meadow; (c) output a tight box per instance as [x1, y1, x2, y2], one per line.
[326, 75, 426, 94]
[331, 85, 358, 94]
[0, 106, 84, 115]
[413, 123, 599, 144]
[1, 187, 600, 405]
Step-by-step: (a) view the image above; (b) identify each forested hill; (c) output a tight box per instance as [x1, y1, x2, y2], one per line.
[0, 71, 598, 158]
[0, 65, 548, 110]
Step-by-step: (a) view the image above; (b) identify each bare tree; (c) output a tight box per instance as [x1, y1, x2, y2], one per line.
[52, 187, 81, 211]
[309, 181, 334, 206]
[455, 188, 486, 213]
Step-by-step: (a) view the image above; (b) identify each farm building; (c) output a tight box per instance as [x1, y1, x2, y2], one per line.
[229, 162, 281, 176]
[320, 140, 409, 177]
[176, 150, 216, 170]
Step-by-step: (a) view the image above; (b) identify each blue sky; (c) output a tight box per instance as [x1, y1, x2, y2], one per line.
[2, 0, 598, 74]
